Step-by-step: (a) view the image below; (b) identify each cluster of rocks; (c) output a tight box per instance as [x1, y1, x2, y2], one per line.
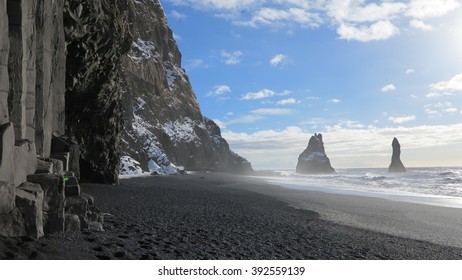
[1, 136, 103, 239]
[296, 134, 407, 174]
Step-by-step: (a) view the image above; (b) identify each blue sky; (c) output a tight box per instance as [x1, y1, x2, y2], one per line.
[162, 0, 462, 169]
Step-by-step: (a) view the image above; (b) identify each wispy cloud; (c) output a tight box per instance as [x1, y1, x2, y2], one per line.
[185, 58, 209, 71]
[170, 10, 187, 20]
[270, 54, 288, 67]
[250, 108, 294, 115]
[169, 0, 461, 42]
[409, 19, 435, 31]
[240, 88, 292, 101]
[388, 115, 416, 124]
[406, 0, 461, 19]
[241, 89, 275, 100]
[328, 98, 341, 104]
[430, 73, 462, 92]
[207, 85, 231, 97]
[337, 20, 400, 42]
[382, 84, 397, 92]
[425, 73, 462, 97]
[277, 98, 300, 105]
[225, 114, 265, 125]
[424, 102, 459, 118]
[406, 69, 415, 75]
[221, 50, 243, 65]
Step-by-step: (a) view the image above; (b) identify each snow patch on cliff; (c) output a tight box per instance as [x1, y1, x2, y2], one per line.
[162, 117, 203, 146]
[163, 61, 187, 89]
[120, 156, 148, 176]
[120, 98, 181, 176]
[128, 38, 159, 64]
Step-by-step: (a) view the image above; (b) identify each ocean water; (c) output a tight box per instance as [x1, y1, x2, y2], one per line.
[256, 167, 462, 208]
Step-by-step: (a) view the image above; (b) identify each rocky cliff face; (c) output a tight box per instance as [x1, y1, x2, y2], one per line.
[296, 133, 335, 174]
[1, 0, 66, 238]
[64, 0, 131, 183]
[119, 0, 252, 175]
[388, 137, 406, 173]
[1, 0, 252, 239]
[0, 0, 124, 238]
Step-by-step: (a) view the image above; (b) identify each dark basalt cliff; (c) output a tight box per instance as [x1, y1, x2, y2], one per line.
[296, 133, 335, 174]
[0, 0, 252, 238]
[388, 137, 407, 173]
[119, 0, 252, 175]
[1, 0, 117, 238]
[64, 0, 131, 183]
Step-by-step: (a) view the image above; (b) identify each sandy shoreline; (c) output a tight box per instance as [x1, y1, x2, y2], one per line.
[233, 174, 462, 249]
[1, 173, 462, 260]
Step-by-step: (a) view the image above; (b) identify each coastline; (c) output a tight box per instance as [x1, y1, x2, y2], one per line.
[1, 172, 462, 260]
[234, 174, 462, 249]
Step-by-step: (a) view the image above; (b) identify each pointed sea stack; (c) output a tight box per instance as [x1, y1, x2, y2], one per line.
[296, 133, 335, 174]
[388, 138, 407, 173]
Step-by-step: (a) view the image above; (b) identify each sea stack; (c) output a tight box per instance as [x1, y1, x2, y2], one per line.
[388, 138, 407, 173]
[296, 133, 335, 174]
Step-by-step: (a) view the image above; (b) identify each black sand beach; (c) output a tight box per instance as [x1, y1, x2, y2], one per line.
[1, 173, 462, 260]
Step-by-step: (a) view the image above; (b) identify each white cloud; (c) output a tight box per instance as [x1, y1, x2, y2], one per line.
[169, 0, 462, 42]
[250, 108, 294, 115]
[425, 92, 454, 98]
[270, 54, 288, 66]
[222, 123, 462, 169]
[225, 114, 265, 125]
[241, 89, 275, 100]
[328, 98, 341, 103]
[409, 19, 435, 31]
[207, 85, 231, 97]
[445, 108, 458, 113]
[388, 115, 416, 124]
[170, 10, 187, 20]
[430, 73, 462, 92]
[406, 0, 461, 19]
[425, 107, 441, 118]
[221, 50, 243, 65]
[237, 7, 322, 28]
[277, 98, 300, 105]
[328, 0, 407, 23]
[337, 20, 400, 42]
[425, 101, 459, 117]
[406, 69, 415, 75]
[382, 84, 397, 92]
[169, 0, 259, 10]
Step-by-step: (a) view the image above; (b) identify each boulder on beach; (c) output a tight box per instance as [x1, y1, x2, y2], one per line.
[296, 133, 335, 174]
[388, 137, 407, 173]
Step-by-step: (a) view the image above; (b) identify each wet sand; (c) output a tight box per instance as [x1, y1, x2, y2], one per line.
[1, 173, 462, 260]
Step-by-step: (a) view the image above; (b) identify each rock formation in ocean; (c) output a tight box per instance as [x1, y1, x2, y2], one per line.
[388, 137, 407, 173]
[296, 133, 335, 174]
[119, 0, 253, 175]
